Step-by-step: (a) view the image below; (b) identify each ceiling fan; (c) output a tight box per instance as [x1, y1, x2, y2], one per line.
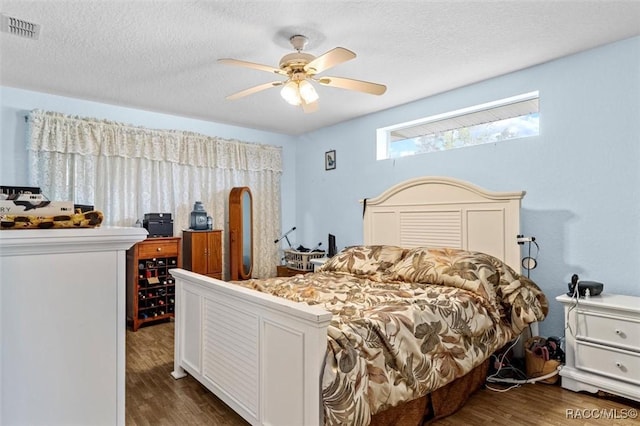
[218, 35, 387, 113]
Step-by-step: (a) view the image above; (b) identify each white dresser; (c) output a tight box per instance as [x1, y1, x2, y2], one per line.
[0, 227, 147, 426]
[556, 293, 640, 402]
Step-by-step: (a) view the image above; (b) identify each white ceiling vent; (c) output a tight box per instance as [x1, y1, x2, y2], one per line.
[1, 14, 40, 40]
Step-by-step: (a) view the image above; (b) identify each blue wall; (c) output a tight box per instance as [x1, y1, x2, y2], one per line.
[295, 36, 640, 337]
[2, 36, 638, 338]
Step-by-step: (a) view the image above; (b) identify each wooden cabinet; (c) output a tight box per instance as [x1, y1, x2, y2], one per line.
[557, 293, 640, 402]
[127, 237, 181, 331]
[182, 230, 222, 279]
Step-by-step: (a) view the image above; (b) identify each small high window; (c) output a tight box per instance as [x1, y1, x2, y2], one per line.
[376, 91, 539, 160]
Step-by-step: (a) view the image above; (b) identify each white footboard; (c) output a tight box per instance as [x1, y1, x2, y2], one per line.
[169, 269, 332, 426]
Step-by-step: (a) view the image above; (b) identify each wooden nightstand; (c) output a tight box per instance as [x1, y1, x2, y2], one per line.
[276, 265, 305, 277]
[556, 293, 640, 402]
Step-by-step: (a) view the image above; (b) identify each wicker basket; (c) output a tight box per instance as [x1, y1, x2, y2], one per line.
[284, 249, 325, 271]
[525, 337, 561, 384]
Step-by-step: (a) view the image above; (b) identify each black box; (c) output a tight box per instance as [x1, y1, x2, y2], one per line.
[1, 185, 41, 195]
[74, 204, 95, 213]
[144, 213, 172, 222]
[143, 213, 173, 238]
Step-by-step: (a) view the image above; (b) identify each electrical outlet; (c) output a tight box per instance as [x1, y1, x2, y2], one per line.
[517, 235, 535, 244]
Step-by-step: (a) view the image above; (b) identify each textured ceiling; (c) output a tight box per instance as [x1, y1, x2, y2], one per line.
[1, 1, 639, 135]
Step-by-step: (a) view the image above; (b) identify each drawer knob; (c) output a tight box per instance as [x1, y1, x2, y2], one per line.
[616, 362, 623, 369]
[157, 247, 162, 252]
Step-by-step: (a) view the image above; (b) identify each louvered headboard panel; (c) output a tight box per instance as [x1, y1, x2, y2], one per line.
[362, 177, 525, 270]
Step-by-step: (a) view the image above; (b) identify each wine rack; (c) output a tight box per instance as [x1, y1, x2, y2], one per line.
[126, 237, 181, 331]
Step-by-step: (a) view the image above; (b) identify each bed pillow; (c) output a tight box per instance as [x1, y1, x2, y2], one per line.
[387, 246, 548, 333]
[318, 245, 407, 276]
[387, 247, 500, 305]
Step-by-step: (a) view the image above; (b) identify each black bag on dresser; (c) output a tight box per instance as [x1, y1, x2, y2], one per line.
[143, 213, 173, 237]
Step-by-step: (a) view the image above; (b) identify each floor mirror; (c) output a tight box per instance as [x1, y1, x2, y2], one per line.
[229, 186, 253, 280]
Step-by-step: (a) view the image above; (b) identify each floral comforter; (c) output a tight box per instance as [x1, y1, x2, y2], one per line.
[235, 246, 548, 426]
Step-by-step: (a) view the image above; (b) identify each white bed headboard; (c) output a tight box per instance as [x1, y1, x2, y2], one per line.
[362, 176, 525, 270]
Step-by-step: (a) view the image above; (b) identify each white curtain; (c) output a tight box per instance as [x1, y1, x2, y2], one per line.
[27, 109, 282, 279]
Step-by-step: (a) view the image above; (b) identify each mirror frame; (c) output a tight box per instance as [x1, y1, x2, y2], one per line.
[229, 186, 253, 280]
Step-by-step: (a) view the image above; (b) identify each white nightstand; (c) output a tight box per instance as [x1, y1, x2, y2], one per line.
[556, 293, 640, 402]
[309, 257, 328, 272]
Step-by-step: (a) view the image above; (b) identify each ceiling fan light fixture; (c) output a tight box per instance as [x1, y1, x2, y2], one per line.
[221, 33, 385, 112]
[280, 80, 318, 106]
[299, 80, 318, 103]
[280, 81, 301, 105]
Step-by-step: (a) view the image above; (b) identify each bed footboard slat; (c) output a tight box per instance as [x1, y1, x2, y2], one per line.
[171, 268, 332, 426]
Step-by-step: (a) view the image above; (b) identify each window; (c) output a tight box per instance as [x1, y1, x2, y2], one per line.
[376, 91, 539, 160]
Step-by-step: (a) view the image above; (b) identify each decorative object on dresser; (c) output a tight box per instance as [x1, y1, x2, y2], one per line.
[182, 230, 222, 279]
[0, 186, 104, 229]
[0, 188, 74, 216]
[189, 201, 209, 231]
[557, 293, 640, 402]
[229, 186, 253, 280]
[143, 212, 173, 237]
[126, 237, 181, 331]
[0, 227, 147, 426]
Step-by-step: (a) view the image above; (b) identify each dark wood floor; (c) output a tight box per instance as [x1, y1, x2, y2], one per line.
[126, 321, 639, 425]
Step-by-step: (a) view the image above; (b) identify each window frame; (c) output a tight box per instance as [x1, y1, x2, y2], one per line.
[376, 91, 539, 160]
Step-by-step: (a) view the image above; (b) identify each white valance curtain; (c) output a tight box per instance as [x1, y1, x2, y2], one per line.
[27, 109, 282, 278]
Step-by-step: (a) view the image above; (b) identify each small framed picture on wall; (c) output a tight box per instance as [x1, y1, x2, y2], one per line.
[325, 150, 336, 170]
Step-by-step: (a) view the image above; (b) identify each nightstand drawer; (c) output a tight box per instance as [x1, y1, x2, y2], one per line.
[577, 311, 640, 352]
[576, 341, 640, 386]
[138, 239, 180, 258]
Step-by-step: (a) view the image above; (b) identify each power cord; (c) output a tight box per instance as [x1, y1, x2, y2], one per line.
[517, 235, 539, 279]
[487, 365, 562, 385]
[565, 274, 581, 338]
[486, 336, 526, 384]
[485, 333, 563, 391]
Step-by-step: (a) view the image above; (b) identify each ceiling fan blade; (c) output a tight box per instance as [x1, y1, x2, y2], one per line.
[317, 76, 387, 95]
[218, 58, 287, 76]
[226, 81, 283, 100]
[301, 99, 319, 114]
[304, 47, 356, 75]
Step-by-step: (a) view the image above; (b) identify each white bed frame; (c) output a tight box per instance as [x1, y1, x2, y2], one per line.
[362, 176, 524, 270]
[170, 176, 525, 426]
